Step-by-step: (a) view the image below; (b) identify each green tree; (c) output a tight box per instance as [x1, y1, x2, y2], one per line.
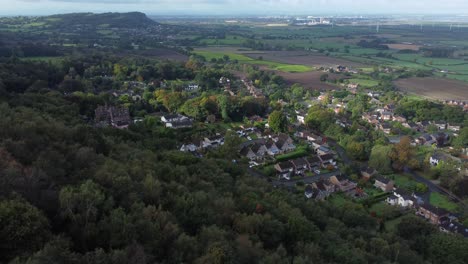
[268, 110, 287, 133]
[389, 136, 417, 171]
[59, 180, 105, 250]
[368, 145, 393, 174]
[0, 199, 51, 262]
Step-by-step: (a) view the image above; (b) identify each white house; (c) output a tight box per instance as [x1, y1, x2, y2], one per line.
[386, 189, 415, 208]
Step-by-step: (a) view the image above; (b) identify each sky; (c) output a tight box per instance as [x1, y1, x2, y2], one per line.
[1, 0, 468, 16]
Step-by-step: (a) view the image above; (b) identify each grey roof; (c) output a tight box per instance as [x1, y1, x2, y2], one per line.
[375, 175, 391, 184]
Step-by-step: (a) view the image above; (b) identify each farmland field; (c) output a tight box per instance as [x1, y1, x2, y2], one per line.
[386, 44, 422, 51]
[134, 48, 189, 62]
[243, 51, 367, 68]
[394, 77, 468, 100]
[275, 71, 339, 90]
[194, 49, 313, 73]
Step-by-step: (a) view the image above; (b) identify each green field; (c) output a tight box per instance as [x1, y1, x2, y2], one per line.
[200, 35, 247, 46]
[21, 56, 64, 64]
[347, 78, 379, 87]
[194, 50, 313, 73]
[390, 174, 417, 191]
[429, 192, 458, 211]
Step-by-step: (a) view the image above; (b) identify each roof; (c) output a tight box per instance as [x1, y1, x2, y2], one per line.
[170, 119, 193, 128]
[375, 175, 392, 184]
[315, 181, 327, 191]
[440, 221, 468, 237]
[239, 146, 253, 156]
[276, 161, 294, 170]
[362, 167, 376, 175]
[419, 203, 449, 216]
[291, 158, 308, 167]
[265, 140, 277, 148]
[162, 114, 182, 120]
[381, 123, 392, 129]
[320, 154, 334, 161]
[306, 156, 321, 164]
[251, 143, 266, 153]
[276, 139, 287, 148]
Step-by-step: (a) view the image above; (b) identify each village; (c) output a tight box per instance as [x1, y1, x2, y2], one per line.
[88, 60, 468, 239]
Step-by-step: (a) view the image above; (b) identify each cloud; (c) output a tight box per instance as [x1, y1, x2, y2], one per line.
[4, 0, 468, 15]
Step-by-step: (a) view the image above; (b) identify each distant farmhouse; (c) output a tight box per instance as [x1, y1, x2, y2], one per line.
[161, 114, 193, 129]
[95, 105, 131, 129]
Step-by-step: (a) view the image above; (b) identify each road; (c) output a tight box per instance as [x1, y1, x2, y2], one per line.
[404, 167, 463, 203]
[327, 138, 351, 165]
[247, 167, 341, 187]
[272, 170, 341, 187]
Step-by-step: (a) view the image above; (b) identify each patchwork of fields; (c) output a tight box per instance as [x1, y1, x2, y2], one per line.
[394, 77, 468, 100]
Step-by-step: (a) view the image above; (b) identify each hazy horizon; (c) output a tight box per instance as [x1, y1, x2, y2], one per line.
[1, 0, 468, 16]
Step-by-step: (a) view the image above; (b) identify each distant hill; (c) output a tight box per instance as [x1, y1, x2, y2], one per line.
[46, 12, 158, 29]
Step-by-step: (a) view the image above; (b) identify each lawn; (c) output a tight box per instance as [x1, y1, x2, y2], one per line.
[329, 194, 351, 207]
[194, 50, 313, 73]
[347, 78, 379, 87]
[276, 146, 309, 161]
[389, 174, 417, 191]
[429, 192, 458, 211]
[22, 56, 64, 64]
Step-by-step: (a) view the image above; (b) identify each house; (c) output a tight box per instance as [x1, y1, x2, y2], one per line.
[417, 121, 431, 131]
[180, 143, 198, 152]
[304, 185, 316, 199]
[361, 167, 377, 179]
[330, 175, 357, 192]
[305, 156, 322, 170]
[381, 112, 393, 121]
[369, 98, 382, 105]
[415, 134, 435, 146]
[250, 143, 268, 159]
[384, 104, 396, 112]
[417, 204, 449, 225]
[306, 133, 323, 144]
[313, 180, 336, 197]
[265, 140, 281, 156]
[185, 84, 200, 91]
[378, 123, 392, 134]
[374, 176, 394, 192]
[203, 135, 225, 148]
[161, 114, 193, 129]
[240, 146, 257, 160]
[433, 121, 446, 130]
[393, 115, 407, 123]
[386, 188, 416, 208]
[240, 142, 268, 161]
[273, 134, 296, 153]
[167, 119, 193, 129]
[296, 111, 307, 124]
[368, 92, 380, 98]
[316, 145, 332, 156]
[275, 161, 295, 180]
[430, 153, 448, 166]
[319, 154, 336, 168]
[433, 132, 450, 147]
[405, 122, 420, 132]
[95, 105, 132, 129]
[291, 158, 310, 176]
[439, 219, 468, 237]
[447, 124, 461, 132]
